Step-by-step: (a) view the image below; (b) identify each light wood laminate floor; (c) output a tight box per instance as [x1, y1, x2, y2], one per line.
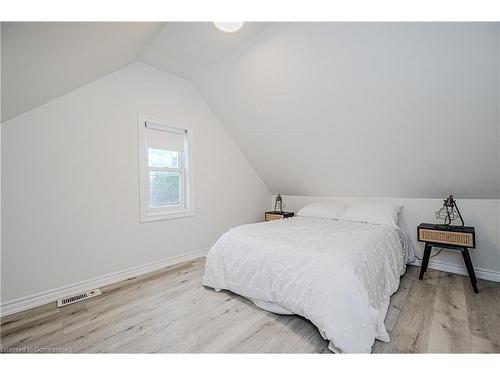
[1, 258, 499, 353]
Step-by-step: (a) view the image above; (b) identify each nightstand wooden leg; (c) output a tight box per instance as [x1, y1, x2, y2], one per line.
[419, 243, 432, 280]
[461, 248, 479, 293]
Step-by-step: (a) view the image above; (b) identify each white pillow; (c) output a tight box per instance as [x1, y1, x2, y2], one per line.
[296, 201, 346, 220]
[340, 201, 402, 228]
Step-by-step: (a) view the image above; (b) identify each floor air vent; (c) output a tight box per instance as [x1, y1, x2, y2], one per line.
[57, 288, 102, 307]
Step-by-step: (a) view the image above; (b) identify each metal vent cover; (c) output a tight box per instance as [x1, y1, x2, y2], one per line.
[57, 288, 101, 307]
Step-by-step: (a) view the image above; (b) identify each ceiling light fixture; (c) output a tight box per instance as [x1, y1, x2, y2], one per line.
[213, 22, 244, 33]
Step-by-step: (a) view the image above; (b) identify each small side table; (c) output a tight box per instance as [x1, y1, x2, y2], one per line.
[417, 223, 478, 293]
[265, 211, 294, 221]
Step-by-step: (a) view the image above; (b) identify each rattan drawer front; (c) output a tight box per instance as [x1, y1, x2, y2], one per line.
[265, 213, 284, 221]
[418, 228, 474, 247]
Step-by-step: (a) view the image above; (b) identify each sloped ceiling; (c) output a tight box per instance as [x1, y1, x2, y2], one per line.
[1, 22, 165, 121]
[192, 23, 500, 199]
[1, 22, 270, 122]
[3, 22, 499, 199]
[140, 22, 272, 81]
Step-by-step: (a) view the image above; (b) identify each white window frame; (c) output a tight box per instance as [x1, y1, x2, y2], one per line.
[138, 114, 194, 222]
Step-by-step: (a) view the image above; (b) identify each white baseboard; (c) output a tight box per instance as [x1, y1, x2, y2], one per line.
[412, 258, 500, 283]
[0, 248, 209, 317]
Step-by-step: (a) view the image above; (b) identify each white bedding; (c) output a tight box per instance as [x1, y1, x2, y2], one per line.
[202, 216, 415, 353]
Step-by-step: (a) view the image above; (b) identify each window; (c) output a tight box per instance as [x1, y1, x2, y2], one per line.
[138, 115, 193, 221]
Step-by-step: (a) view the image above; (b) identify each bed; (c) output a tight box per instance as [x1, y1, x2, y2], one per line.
[202, 205, 415, 353]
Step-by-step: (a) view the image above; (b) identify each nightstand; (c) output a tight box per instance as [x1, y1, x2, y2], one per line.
[265, 211, 294, 221]
[417, 223, 478, 293]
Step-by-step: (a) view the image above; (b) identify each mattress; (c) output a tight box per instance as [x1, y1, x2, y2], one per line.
[202, 216, 415, 353]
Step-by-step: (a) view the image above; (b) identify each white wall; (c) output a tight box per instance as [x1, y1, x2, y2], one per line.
[277, 195, 500, 281]
[195, 23, 500, 199]
[1, 62, 270, 304]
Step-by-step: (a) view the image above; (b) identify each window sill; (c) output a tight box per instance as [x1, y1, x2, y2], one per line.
[140, 210, 195, 222]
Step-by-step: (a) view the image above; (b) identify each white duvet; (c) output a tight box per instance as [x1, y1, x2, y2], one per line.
[202, 216, 415, 353]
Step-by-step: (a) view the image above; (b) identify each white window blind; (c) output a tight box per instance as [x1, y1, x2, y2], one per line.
[145, 122, 186, 151]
